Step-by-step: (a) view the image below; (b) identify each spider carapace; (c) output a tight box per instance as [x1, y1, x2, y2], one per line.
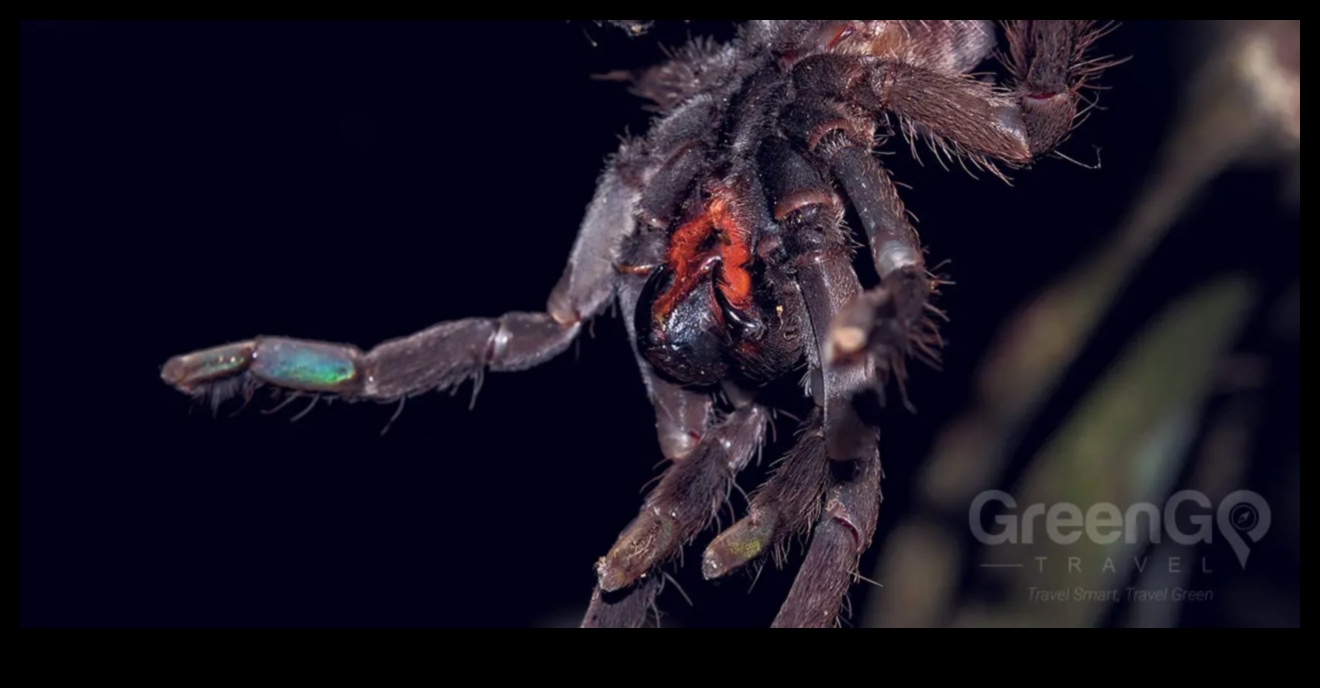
[161, 20, 1115, 627]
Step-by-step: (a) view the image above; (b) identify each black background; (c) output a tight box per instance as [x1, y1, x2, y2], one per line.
[21, 21, 1298, 627]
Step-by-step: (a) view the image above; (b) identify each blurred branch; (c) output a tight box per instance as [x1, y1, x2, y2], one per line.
[954, 277, 1256, 627]
[865, 20, 1299, 628]
[923, 19, 1299, 516]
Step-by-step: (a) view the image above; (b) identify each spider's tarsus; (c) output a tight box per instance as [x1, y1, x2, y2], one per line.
[702, 507, 778, 580]
[596, 512, 678, 593]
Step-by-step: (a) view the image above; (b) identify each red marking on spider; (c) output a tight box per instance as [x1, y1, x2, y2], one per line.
[710, 191, 754, 310]
[652, 185, 755, 324]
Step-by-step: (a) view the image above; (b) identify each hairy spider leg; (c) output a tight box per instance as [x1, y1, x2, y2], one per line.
[702, 408, 831, 579]
[581, 572, 663, 629]
[828, 148, 944, 387]
[686, 237, 886, 630]
[582, 256, 715, 628]
[693, 150, 885, 623]
[704, 248, 884, 627]
[776, 20, 1115, 397]
[162, 163, 640, 405]
[773, 440, 881, 627]
[593, 402, 768, 594]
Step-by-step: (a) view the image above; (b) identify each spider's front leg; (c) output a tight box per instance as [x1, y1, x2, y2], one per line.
[162, 160, 640, 407]
[824, 146, 943, 392]
[594, 401, 767, 591]
[780, 97, 939, 406]
[702, 410, 884, 629]
[851, 19, 1115, 164]
[772, 245, 884, 627]
[785, 20, 1115, 393]
[583, 398, 766, 628]
[774, 441, 881, 628]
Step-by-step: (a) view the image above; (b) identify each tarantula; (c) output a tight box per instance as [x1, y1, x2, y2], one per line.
[161, 20, 1113, 627]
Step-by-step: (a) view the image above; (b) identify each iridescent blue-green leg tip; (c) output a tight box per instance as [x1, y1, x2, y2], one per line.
[161, 341, 257, 392]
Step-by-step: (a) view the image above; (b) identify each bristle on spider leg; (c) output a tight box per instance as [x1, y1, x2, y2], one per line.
[379, 396, 406, 436]
[183, 372, 258, 417]
[1000, 20, 1122, 156]
[261, 390, 304, 416]
[289, 394, 321, 422]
